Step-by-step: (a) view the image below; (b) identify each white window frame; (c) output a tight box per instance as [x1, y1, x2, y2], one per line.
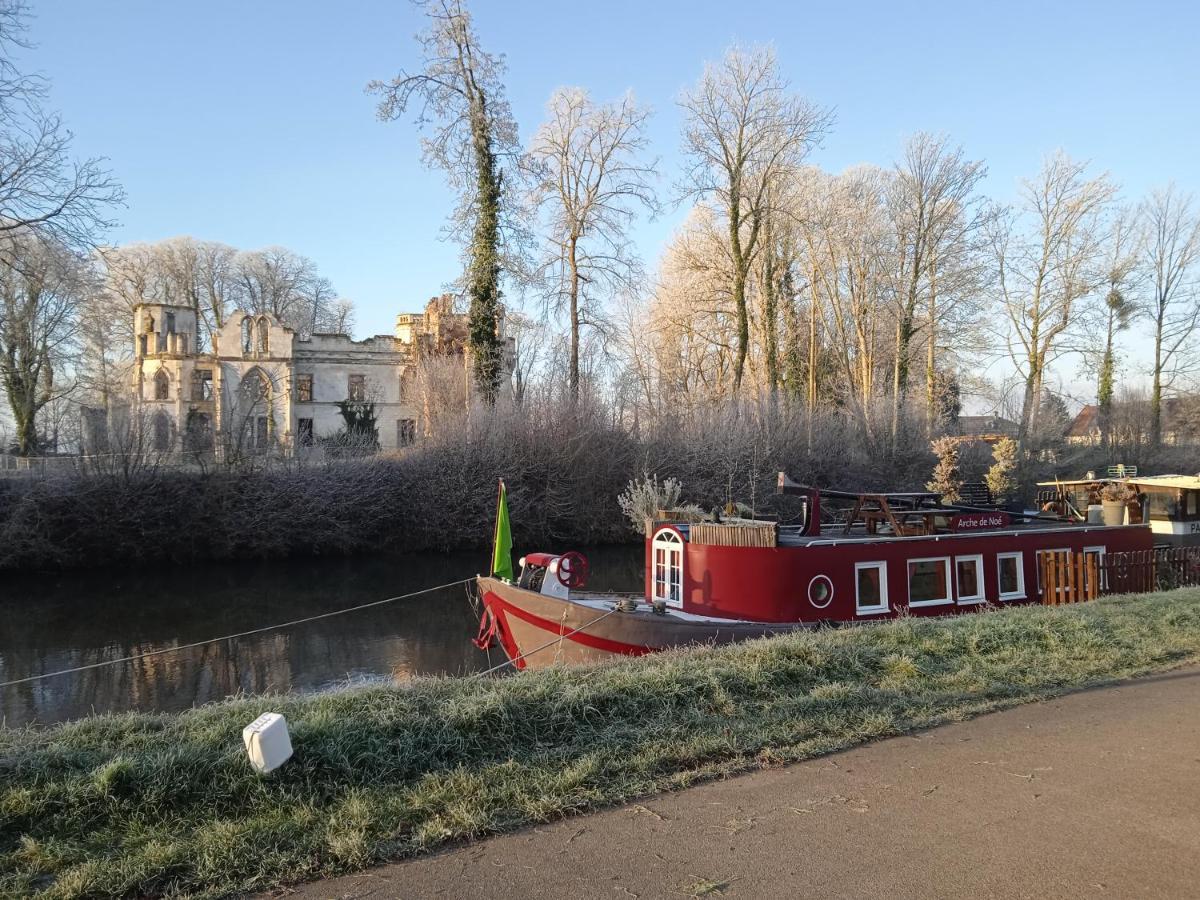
[907, 556, 953, 607]
[997, 551, 1026, 601]
[954, 554, 986, 605]
[854, 560, 889, 615]
[1036, 547, 1071, 597]
[651, 528, 684, 609]
[1083, 545, 1107, 592]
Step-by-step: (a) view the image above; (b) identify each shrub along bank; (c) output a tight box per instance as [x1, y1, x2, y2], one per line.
[0, 405, 935, 571]
[3, 588, 1200, 898]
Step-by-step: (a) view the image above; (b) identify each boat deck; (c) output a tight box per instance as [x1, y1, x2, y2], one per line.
[569, 592, 754, 624]
[674, 519, 1144, 548]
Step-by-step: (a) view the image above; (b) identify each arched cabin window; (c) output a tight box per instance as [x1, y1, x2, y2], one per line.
[651, 528, 684, 608]
[153, 370, 170, 401]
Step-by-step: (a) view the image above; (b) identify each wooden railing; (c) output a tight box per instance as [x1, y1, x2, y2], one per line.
[1100, 547, 1200, 595]
[1040, 551, 1101, 605]
[1042, 547, 1200, 604]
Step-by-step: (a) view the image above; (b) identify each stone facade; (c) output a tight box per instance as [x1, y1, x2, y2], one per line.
[121, 296, 512, 455]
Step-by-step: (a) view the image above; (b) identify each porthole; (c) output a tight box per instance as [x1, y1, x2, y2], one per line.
[808, 574, 834, 609]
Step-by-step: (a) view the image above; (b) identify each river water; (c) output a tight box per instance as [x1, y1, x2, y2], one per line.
[0, 545, 644, 727]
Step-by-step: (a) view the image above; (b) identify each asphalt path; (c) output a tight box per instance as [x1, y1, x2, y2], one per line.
[272, 669, 1200, 899]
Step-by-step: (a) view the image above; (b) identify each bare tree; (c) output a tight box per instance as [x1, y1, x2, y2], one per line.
[1090, 205, 1141, 454]
[885, 132, 987, 450]
[678, 44, 830, 393]
[992, 153, 1115, 458]
[528, 88, 658, 401]
[0, 233, 89, 454]
[1141, 184, 1200, 446]
[0, 2, 121, 255]
[233, 246, 351, 338]
[370, 0, 522, 404]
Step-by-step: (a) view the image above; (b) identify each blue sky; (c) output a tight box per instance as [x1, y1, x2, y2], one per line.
[21, 0, 1200, 364]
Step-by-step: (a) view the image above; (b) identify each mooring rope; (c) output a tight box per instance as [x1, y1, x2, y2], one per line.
[0, 577, 477, 690]
[472, 606, 621, 678]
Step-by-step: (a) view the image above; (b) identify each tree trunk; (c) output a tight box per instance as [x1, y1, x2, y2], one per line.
[466, 90, 504, 405]
[925, 269, 938, 440]
[1151, 305, 1164, 446]
[762, 248, 779, 398]
[568, 234, 580, 402]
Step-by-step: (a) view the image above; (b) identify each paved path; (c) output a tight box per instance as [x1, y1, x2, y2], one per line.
[277, 670, 1200, 899]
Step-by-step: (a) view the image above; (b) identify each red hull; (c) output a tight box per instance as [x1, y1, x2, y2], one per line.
[478, 577, 806, 670]
[646, 523, 1155, 624]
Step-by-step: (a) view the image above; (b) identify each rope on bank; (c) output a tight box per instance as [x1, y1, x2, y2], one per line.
[0, 577, 477, 690]
[472, 607, 621, 678]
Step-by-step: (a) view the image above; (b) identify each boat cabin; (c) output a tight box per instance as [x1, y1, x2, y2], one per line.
[643, 476, 1154, 625]
[1037, 473, 1200, 547]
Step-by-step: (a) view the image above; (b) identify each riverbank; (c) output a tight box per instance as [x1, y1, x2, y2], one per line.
[4, 589, 1200, 898]
[285, 667, 1200, 899]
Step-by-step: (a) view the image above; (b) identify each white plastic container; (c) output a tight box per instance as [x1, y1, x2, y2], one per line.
[242, 712, 293, 774]
[1087, 504, 1104, 524]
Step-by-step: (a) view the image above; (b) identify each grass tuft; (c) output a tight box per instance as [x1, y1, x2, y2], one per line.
[2, 589, 1200, 898]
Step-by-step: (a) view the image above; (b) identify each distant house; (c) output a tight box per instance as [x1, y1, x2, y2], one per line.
[1065, 398, 1199, 446]
[956, 415, 1019, 443]
[1065, 404, 1101, 444]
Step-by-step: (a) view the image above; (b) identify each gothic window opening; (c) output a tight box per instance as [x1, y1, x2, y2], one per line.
[185, 411, 213, 451]
[153, 370, 170, 401]
[397, 418, 415, 447]
[242, 318, 254, 355]
[152, 412, 171, 451]
[192, 369, 213, 401]
[298, 418, 314, 447]
[256, 318, 269, 354]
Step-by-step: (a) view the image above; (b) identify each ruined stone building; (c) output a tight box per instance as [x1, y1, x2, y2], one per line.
[87, 296, 514, 455]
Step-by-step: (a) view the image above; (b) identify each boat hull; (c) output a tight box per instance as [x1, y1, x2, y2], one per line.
[478, 577, 807, 670]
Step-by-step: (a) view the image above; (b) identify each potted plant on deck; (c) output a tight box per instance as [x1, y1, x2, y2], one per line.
[1100, 482, 1136, 526]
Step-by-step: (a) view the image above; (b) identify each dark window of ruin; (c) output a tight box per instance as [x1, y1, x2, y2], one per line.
[153, 370, 170, 401]
[398, 418, 415, 447]
[348, 374, 366, 402]
[296, 374, 313, 402]
[166, 312, 176, 334]
[242, 318, 254, 355]
[152, 413, 171, 451]
[257, 318, 269, 354]
[192, 369, 213, 401]
[185, 411, 213, 451]
[298, 418, 314, 447]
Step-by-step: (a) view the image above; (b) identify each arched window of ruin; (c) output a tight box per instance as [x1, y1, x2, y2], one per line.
[240, 369, 270, 408]
[257, 318, 269, 354]
[153, 370, 170, 401]
[242, 318, 254, 355]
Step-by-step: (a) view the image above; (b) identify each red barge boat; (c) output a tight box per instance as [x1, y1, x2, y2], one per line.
[475, 474, 1154, 670]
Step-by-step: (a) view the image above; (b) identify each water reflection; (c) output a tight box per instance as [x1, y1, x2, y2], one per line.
[1, 545, 644, 727]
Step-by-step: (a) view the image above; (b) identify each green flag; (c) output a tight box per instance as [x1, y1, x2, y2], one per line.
[492, 479, 514, 581]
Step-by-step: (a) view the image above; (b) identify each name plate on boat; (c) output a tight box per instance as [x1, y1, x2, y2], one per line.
[951, 512, 1011, 531]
